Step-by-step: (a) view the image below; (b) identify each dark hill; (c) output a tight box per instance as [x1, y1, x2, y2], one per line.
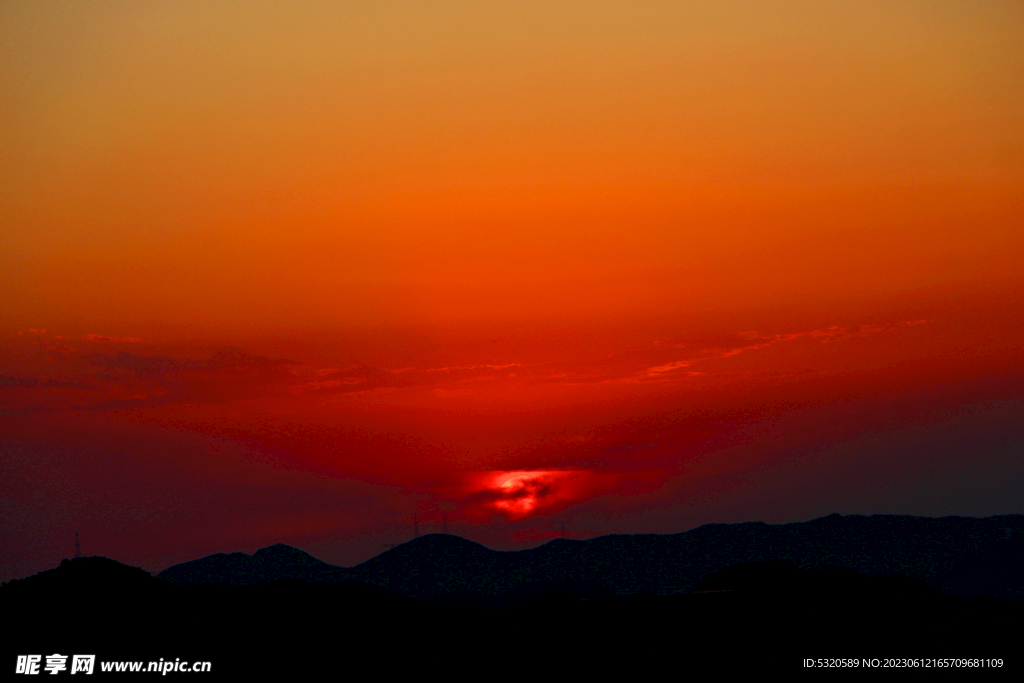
[156, 513, 1024, 604]
[158, 542, 350, 586]
[686, 560, 1021, 650]
[2, 556, 166, 600]
[4, 554, 1021, 677]
[941, 539, 1024, 602]
[7, 545, 1024, 676]
[346, 534, 503, 600]
[694, 559, 946, 614]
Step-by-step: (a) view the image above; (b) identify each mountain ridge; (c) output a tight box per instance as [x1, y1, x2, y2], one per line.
[154, 513, 1024, 603]
[6, 553, 1022, 676]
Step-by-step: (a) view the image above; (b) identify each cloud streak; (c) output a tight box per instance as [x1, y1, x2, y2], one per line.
[84, 334, 144, 343]
[0, 319, 932, 414]
[639, 320, 932, 380]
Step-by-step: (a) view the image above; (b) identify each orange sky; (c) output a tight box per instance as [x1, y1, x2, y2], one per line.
[1, 1, 1023, 580]
[3, 1, 1022, 331]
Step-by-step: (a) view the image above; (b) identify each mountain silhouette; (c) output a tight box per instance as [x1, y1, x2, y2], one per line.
[5, 516, 1023, 677]
[694, 559, 947, 621]
[157, 542, 349, 586]
[941, 538, 1024, 601]
[156, 513, 1024, 603]
[2, 556, 166, 601]
[5, 552, 1022, 677]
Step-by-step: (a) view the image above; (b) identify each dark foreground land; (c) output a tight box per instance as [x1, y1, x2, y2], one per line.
[3, 514, 1022, 677]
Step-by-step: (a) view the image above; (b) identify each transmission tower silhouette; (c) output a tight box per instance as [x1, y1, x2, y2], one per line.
[74, 531, 81, 559]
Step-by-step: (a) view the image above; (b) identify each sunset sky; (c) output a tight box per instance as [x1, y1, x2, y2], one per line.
[2, 1, 1022, 582]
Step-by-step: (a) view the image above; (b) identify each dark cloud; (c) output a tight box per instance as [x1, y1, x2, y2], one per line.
[0, 375, 94, 389]
[89, 352, 186, 376]
[83, 334, 144, 343]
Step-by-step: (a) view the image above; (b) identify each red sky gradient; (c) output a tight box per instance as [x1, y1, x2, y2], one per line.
[1, 1, 1023, 582]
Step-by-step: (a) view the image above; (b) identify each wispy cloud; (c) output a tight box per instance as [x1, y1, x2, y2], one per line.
[644, 360, 692, 376]
[0, 319, 933, 414]
[640, 320, 932, 381]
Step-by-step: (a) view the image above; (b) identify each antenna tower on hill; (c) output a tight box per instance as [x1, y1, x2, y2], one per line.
[74, 531, 81, 559]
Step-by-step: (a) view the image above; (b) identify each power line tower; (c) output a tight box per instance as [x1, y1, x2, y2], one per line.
[414, 513, 419, 539]
[443, 513, 448, 535]
[74, 531, 81, 559]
